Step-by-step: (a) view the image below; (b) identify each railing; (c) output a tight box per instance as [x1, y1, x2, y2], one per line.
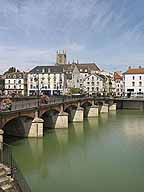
[0, 142, 31, 192]
[0, 95, 113, 112]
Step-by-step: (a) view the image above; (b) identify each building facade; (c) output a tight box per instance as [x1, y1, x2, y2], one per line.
[4, 72, 27, 96]
[123, 67, 144, 97]
[27, 66, 65, 96]
[114, 72, 123, 97]
[82, 73, 105, 95]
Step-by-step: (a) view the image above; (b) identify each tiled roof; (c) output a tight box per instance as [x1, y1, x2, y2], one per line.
[114, 72, 122, 80]
[76, 63, 100, 73]
[84, 73, 106, 81]
[29, 66, 64, 73]
[124, 68, 144, 74]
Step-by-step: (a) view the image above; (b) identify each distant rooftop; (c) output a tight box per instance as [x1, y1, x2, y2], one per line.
[124, 66, 144, 74]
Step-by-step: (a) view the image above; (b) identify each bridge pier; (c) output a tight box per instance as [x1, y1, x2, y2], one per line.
[109, 103, 117, 111]
[69, 105, 84, 122]
[28, 111, 44, 138]
[87, 105, 99, 118]
[100, 103, 109, 113]
[55, 112, 68, 129]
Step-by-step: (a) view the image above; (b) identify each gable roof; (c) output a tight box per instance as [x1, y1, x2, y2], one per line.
[124, 67, 144, 74]
[29, 66, 64, 74]
[76, 63, 100, 73]
[114, 72, 122, 80]
[83, 73, 106, 81]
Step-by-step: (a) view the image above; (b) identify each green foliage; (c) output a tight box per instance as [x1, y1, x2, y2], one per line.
[69, 87, 80, 94]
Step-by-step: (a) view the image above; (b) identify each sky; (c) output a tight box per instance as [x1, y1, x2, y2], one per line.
[0, 0, 144, 73]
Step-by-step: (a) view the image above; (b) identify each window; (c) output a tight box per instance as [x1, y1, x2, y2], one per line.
[8, 80, 10, 84]
[91, 82, 94, 86]
[132, 82, 135, 86]
[140, 76, 142, 80]
[87, 87, 89, 91]
[139, 89, 141, 92]
[139, 82, 142, 86]
[92, 76, 94, 81]
[92, 87, 94, 91]
[87, 82, 90, 85]
[18, 80, 21, 84]
[85, 69, 87, 72]
[133, 76, 135, 80]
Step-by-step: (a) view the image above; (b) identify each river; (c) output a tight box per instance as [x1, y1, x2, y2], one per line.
[6, 110, 144, 192]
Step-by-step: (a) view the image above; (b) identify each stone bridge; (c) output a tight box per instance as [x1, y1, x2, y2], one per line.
[0, 97, 116, 139]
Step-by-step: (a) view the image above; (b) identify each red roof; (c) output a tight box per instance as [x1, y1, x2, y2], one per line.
[124, 68, 144, 74]
[114, 72, 122, 80]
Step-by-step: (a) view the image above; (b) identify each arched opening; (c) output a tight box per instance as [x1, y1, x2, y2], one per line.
[3, 116, 33, 141]
[41, 109, 60, 129]
[65, 105, 78, 122]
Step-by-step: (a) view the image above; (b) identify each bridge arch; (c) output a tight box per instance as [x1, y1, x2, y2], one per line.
[64, 104, 79, 122]
[41, 109, 60, 129]
[3, 115, 33, 138]
[64, 103, 78, 112]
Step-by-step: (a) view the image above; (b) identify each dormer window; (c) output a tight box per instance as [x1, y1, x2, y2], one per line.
[85, 69, 87, 72]
[80, 69, 82, 72]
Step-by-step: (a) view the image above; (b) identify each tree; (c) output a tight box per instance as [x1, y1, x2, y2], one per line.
[69, 87, 80, 94]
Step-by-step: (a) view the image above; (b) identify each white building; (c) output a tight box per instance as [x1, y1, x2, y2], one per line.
[123, 66, 144, 97]
[83, 73, 105, 95]
[27, 66, 65, 96]
[62, 62, 100, 94]
[4, 72, 27, 96]
[76, 63, 100, 90]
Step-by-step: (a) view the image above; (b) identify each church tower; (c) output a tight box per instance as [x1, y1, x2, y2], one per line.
[56, 50, 67, 65]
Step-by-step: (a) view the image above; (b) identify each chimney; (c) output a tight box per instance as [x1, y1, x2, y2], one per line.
[128, 66, 131, 69]
[139, 66, 141, 68]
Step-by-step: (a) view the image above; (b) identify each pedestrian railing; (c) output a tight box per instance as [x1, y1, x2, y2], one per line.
[0, 142, 31, 192]
[0, 96, 112, 112]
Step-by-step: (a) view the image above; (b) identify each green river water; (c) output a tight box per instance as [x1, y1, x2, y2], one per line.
[7, 110, 144, 192]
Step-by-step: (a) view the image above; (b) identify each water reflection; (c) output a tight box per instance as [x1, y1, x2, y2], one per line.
[108, 111, 117, 119]
[99, 113, 109, 125]
[72, 123, 84, 137]
[55, 129, 69, 145]
[10, 111, 144, 192]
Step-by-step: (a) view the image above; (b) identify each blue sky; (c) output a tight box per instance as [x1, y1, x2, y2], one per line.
[0, 0, 144, 73]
